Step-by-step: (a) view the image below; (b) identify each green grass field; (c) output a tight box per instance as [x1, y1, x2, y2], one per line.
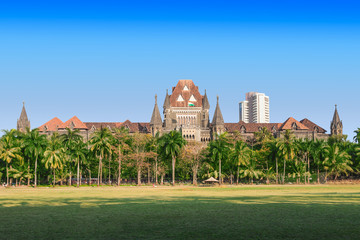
[0, 185, 359, 239]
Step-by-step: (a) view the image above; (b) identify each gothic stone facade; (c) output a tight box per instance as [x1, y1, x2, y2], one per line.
[18, 80, 343, 142]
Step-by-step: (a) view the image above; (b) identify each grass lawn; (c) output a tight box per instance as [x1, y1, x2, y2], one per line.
[0, 185, 359, 239]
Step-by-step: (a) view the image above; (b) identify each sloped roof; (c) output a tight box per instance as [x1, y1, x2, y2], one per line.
[84, 122, 120, 130]
[169, 80, 203, 108]
[278, 117, 309, 130]
[150, 95, 162, 126]
[300, 118, 327, 133]
[224, 122, 281, 133]
[202, 90, 210, 110]
[212, 96, 224, 125]
[331, 105, 342, 127]
[38, 117, 63, 132]
[58, 116, 88, 129]
[19, 102, 29, 122]
[118, 120, 150, 133]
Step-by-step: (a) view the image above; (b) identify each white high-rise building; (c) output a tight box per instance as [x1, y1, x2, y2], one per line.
[239, 92, 270, 123]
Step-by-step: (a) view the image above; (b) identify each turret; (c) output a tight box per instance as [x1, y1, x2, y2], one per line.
[150, 95, 162, 136]
[17, 102, 30, 132]
[202, 89, 210, 110]
[330, 104, 343, 136]
[211, 96, 225, 137]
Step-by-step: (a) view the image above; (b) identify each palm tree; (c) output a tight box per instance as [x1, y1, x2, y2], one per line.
[239, 150, 262, 184]
[113, 127, 132, 186]
[354, 128, 360, 143]
[145, 133, 160, 184]
[0, 130, 23, 186]
[311, 139, 326, 184]
[43, 134, 65, 186]
[90, 128, 113, 186]
[230, 140, 250, 184]
[208, 132, 231, 184]
[8, 166, 29, 186]
[23, 128, 48, 187]
[323, 143, 353, 180]
[73, 141, 87, 187]
[276, 130, 296, 184]
[266, 139, 280, 184]
[296, 138, 313, 184]
[158, 130, 186, 186]
[61, 128, 84, 186]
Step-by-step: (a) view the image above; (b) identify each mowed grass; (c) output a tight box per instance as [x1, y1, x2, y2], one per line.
[0, 185, 360, 240]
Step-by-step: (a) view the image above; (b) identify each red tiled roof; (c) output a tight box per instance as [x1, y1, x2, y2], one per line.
[85, 122, 121, 130]
[224, 122, 281, 133]
[38, 117, 63, 132]
[84, 120, 150, 133]
[118, 120, 150, 133]
[300, 118, 327, 133]
[58, 116, 88, 129]
[279, 117, 309, 130]
[169, 80, 203, 108]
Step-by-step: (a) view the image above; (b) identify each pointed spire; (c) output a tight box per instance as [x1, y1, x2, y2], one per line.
[332, 104, 340, 124]
[331, 104, 343, 136]
[20, 102, 28, 121]
[202, 89, 210, 110]
[150, 94, 162, 126]
[212, 95, 224, 125]
[17, 102, 30, 132]
[163, 89, 170, 109]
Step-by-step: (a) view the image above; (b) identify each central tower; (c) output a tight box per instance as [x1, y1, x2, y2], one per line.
[162, 80, 211, 142]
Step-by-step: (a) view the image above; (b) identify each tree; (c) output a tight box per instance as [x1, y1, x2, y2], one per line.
[43, 133, 65, 186]
[159, 130, 186, 186]
[129, 133, 154, 186]
[295, 138, 313, 184]
[323, 143, 353, 180]
[208, 133, 231, 184]
[145, 133, 160, 184]
[61, 128, 84, 186]
[265, 139, 280, 184]
[73, 141, 87, 187]
[239, 150, 262, 184]
[311, 139, 326, 184]
[181, 141, 205, 185]
[90, 128, 113, 186]
[22, 129, 47, 187]
[113, 127, 132, 186]
[230, 140, 250, 184]
[276, 130, 296, 184]
[0, 130, 23, 186]
[354, 128, 360, 143]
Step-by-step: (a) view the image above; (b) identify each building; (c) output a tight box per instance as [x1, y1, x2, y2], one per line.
[18, 80, 342, 142]
[150, 79, 212, 142]
[239, 92, 270, 123]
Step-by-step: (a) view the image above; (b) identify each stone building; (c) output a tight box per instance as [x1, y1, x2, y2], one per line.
[151, 80, 212, 142]
[18, 80, 343, 142]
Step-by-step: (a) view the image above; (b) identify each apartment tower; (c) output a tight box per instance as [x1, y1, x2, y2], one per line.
[239, 92, 270, 123]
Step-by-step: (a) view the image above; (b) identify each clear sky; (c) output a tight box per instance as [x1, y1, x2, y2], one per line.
[1, 0, 359, 139]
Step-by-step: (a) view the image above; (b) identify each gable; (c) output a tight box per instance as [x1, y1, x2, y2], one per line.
[169, 80, 203, 108]
[189, 95, 196, 102]
[177, 95, 184, 102]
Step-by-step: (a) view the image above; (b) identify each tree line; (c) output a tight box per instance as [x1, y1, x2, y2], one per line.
[0, 127, 359, 187]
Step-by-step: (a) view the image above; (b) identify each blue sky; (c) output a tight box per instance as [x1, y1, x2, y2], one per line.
[1, 0, 359, 139]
